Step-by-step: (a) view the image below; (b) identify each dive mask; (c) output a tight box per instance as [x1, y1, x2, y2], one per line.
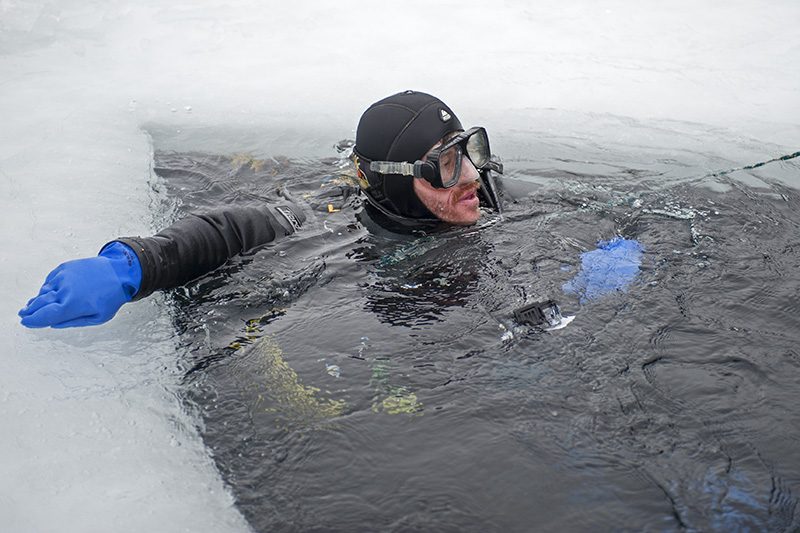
[369, 127, 503, 189]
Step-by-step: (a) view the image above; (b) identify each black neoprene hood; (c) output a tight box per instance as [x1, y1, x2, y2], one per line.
[354, 90, 463, 222]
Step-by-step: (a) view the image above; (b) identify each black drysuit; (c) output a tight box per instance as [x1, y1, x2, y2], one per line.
[115, 203, 306, 301]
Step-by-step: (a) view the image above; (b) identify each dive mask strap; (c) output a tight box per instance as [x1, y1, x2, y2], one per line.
[370, 161, 416, 176]
[369, 160, 439, 182]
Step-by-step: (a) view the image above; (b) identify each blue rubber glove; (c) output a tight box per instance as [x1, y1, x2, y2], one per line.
[19, 242, 142, 329]
[562, 237, 645, 302]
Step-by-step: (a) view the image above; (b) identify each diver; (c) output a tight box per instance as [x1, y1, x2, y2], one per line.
[18, 90, 507, 329]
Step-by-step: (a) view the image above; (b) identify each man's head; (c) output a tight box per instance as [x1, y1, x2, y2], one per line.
[353, 90, 499, 228]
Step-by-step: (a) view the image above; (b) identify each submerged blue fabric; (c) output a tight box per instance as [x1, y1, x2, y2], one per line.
[562, 237, 645, 301]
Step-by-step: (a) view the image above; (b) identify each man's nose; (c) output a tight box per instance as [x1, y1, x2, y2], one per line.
[458, 157, 480, 184]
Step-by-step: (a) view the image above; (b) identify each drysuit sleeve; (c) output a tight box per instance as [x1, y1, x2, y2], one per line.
[111, 203, 305, 300]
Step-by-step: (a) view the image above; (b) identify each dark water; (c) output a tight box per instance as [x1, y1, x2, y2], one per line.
[149, 126, 800, 532]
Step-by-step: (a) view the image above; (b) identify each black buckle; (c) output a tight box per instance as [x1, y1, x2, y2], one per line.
[513, 300, 562, 327]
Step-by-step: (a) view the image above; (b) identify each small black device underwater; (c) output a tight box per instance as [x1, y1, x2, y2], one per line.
[513, 300, 563, 328]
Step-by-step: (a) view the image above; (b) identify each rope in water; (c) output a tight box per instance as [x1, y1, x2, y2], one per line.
[711, 150, 800, 177]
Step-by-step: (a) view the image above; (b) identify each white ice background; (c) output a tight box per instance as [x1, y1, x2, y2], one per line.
[2, 1, 798, 531]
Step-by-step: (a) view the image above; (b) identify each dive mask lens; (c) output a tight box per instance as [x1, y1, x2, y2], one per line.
[465, 128, 490, 168]
[437, 144, 463, 188]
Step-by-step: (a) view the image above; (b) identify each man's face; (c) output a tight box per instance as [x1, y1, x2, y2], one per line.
[412, 138, 482, 226]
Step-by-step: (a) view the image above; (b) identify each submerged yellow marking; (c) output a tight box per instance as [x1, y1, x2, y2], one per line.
[370, 357, 423, 416]
[230, 153, 268, 172]
[375, 387, 422, 416]
[237, 336, 347, 431]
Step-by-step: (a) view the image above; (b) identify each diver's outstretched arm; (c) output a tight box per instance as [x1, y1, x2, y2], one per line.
[19, 203, 304, 329]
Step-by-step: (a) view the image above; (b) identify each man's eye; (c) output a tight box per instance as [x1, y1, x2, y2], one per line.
[440, 152, 455, 168]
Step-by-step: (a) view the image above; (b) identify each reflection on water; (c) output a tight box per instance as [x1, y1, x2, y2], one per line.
[160, 141, 800, 531]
